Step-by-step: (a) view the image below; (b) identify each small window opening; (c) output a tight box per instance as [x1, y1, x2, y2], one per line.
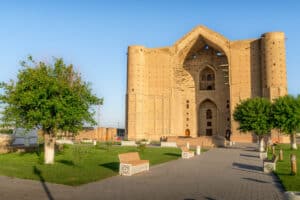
[206, 109, 212, 119]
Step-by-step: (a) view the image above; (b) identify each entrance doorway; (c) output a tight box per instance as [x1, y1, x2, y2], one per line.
[198, 99, 217, 136]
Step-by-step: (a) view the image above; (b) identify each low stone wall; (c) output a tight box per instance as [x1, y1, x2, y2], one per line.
[121, 141, 137, 146]
[230, 132, 291, 144]
[230, 133, 257, 143]
[75, 127, 117, 142]
[271, 134, 290, 144]
[161, 142, 177, 147]
[168, 136, 215, 148]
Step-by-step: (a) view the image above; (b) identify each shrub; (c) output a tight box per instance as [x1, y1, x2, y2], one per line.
[137, 143, 146, 153]
[0, 129, 13, 134]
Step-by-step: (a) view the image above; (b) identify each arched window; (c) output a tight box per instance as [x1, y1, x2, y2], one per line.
[207, 74, 214, 81]
[206, 109, 212, 119]
[200, 67, 215, 90]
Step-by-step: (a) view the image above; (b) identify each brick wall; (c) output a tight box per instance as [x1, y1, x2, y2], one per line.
[75, 127, 117, 142]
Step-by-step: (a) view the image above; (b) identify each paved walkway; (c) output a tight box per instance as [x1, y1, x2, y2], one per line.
[0, 144, 285, 200]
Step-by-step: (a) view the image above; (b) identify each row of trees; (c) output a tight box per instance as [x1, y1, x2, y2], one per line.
[233, 96, 300, 151]
[0, 57, 103, 164]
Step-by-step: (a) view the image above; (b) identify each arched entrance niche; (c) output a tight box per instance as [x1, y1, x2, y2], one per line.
[198, 99, 217, 136]
[175, 26, 231, 138]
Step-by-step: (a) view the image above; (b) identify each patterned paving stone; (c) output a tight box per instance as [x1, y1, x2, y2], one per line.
[0, 143, 285, 200]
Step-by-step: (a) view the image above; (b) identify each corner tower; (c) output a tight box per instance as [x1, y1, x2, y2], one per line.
[261, 32, 287, 99]
[126, 46, 147, 140]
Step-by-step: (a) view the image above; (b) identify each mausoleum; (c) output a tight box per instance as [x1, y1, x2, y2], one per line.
[126, 25, 288, 143]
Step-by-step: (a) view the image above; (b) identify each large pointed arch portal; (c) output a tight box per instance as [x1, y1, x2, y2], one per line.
[176, 26, 231, 138]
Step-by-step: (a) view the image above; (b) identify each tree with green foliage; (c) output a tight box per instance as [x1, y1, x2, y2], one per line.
[0, 57, 103, 164]
[272, 95, 300, 150]
[233, 97, 272, 152]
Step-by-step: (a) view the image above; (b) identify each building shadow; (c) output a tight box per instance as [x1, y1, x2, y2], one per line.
[33, 166, 54, 200]
[232, 162, 262, 172]
[100, 162, 119, 172]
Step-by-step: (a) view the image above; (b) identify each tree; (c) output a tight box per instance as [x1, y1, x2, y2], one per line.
[0, 57, 103, 164]
[272, 95, 300, 150]
[233, 97, 272, 152]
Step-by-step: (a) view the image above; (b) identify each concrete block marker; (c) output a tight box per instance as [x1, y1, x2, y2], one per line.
[285, 191, 300, 200]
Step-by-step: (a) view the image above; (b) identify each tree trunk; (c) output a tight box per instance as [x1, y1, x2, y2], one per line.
[291, 133, 298, 150]
[44, 134, 55, 164]
[259, 136, 265, 152]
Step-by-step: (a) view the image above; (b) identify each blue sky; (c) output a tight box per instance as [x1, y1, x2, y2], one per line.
[0, 0, 299, 128]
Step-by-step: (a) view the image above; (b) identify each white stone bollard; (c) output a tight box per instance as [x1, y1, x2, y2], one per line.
[93, 140, 97, 146]
[186, 142, 190, 149]
[196, 145, 201, 155]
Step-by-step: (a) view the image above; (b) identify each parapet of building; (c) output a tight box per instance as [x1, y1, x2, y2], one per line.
[126, 25, 287, 142]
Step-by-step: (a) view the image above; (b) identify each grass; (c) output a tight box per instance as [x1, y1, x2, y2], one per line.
[268, 144, 300, 191]
[0, 144, 181, 186]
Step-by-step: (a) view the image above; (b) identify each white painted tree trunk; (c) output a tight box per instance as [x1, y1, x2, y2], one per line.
[44, 134, 55, 164]
[259, 137, 265, 152]
[291, 134, 298, 150]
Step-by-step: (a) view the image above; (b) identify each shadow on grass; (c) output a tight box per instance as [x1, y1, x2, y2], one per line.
[33, 166, 54, 200]
[272, 172, 288, 191]
[100, 162, 119, 172]
[57, 159, 75, 166]
[164, 153, 181, 157]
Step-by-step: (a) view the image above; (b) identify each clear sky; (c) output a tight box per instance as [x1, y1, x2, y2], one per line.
[0, 0, 299, 128]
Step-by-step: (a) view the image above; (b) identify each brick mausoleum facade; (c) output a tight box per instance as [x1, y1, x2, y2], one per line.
[126, 25, 288, 143]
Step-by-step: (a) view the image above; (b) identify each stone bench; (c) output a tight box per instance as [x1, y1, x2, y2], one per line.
[81, 139, 93, 143]
[285, 191, 300, 200]
[263, 155, 278, 173]
[160, 142, 177, 147]
[181, 146, 194, 159]
[118, 152, 149, 176]
[56, 139, 74, 145]
[121, 141, 137, 146]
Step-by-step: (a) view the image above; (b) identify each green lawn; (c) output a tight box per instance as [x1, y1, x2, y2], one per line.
[0, 144, 181, 186]
[270, 144, 300, 191]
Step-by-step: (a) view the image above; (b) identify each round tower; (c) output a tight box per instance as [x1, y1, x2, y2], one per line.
[127, 46, 146, 94]
[126, 46, 146, 140]
[261, 32, 287, 99]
